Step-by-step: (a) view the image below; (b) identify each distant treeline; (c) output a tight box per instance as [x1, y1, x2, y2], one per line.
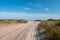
[34, 18, 60, 21]
[47, 19, 60, 21]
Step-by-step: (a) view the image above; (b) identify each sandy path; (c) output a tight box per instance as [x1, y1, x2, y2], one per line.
[0, 21, 40, 40]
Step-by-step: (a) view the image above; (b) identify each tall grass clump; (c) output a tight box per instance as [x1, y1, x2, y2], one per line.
[39, 20, 60, 40]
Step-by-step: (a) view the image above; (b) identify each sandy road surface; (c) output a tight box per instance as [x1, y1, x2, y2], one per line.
[0, 21, 40, 40]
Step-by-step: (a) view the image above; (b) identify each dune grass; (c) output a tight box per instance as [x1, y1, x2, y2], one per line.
[39, 20, 60, 40]
[0, 19, 28, 27]
[0, 19, 27, 23]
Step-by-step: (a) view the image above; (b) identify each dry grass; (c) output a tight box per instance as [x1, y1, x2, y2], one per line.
[39, 20, 60, 40]
[0, 19, 27, 23]
[0, 20, 28, 27]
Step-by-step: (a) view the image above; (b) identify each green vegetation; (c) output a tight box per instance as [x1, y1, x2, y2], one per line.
[38, 20, 60, 40]
[47, 18, 55, 21]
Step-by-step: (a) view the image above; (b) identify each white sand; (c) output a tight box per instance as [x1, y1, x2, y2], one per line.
[0, 21, 40, 40]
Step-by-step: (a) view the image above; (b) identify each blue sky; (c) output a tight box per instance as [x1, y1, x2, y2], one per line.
[0, 0, 60, 20]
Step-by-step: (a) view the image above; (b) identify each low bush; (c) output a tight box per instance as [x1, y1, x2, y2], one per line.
[16, 20, 27, 23]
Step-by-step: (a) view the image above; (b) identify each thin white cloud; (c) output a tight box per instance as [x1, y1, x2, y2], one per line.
[45, 8, 49, 11]
[0, 12, 59, 20]
[21, 7, 32, 10]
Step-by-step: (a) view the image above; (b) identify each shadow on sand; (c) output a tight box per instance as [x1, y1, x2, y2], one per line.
[35, 25, 48, 40]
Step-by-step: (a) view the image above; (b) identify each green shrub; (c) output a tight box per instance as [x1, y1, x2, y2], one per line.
[16, 20, 27, 23]
[48, 18, 55, 21]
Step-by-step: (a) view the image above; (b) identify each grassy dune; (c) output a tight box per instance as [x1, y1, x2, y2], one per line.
[0, 19, 28, 27]
[0, 19, 27, 23]
[39, 20, 60, 40]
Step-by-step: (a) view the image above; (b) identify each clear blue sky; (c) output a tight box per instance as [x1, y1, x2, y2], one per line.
[0, 0, 60, 20]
